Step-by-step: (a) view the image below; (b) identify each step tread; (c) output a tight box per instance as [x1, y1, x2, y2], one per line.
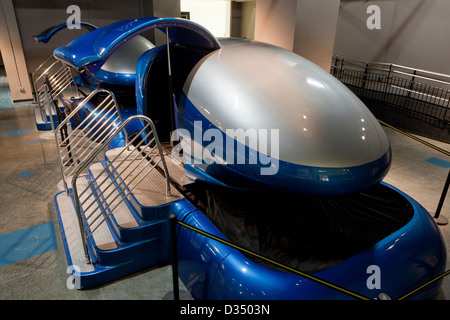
[55, 191, 95, 273]
[159, 145, 193, 187]
[75, 176, 118, 251]
[105, 146, 183, 207]
[89, 162, 139, 229]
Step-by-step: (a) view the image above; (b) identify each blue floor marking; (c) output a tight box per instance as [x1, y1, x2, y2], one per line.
[0, 222, 58, 267]
[426, 157, 450, 168]
[16, 171, 33, 178]
[28, 139, 46, 145]
[4, 128, 32, 136]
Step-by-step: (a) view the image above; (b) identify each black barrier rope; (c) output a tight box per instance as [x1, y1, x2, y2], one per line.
[433, 168, 450, 224]
[398, 269, 450, 300]
[169, 215, 450, 300]
[377, 119, 450, 157]
[378, 119, 450, 225]
[168, 214, 372, 300]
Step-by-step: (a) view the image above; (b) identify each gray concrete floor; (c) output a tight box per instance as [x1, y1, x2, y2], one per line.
[0, 106, 183, 300]
[0, 105, 449, 300]
[382, 126, 450, 300]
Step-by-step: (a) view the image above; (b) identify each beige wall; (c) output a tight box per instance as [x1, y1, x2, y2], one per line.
[12, 0, 165, 74]
[255, 0, 297, 51]
[240, 1, 255, 40]
[334, 0, 450, 74]
[0, 0, 181, 102]
[0, 0, 33, 101]
[254, 0, 340, 71]
[293, 0, 340, 72]
[0, 0, 180, 103]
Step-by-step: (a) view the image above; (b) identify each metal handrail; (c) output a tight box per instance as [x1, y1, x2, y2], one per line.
[35, 62, 58, 102]
[70, 115, 171, 264]
[331, 55, 450, 127]
[34, 59, 78, 123]
[31, 55, 55, 103]
[332, 55, 450, 87]
[53, 88, 171, 264]
[54, 89, 127, 192]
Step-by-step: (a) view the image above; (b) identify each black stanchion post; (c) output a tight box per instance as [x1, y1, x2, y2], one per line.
[434, 168, 450, 225]
[168, 214, 180, 300]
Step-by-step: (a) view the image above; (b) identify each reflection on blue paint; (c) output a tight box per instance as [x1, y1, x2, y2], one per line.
[16, 171, 33, 178]
[4, 128, 32, 136]
[0, 222, 58, 267]
[426, 157, 450, 168]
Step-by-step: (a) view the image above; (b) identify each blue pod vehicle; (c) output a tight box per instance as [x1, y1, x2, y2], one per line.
[50, 17, 446, 299]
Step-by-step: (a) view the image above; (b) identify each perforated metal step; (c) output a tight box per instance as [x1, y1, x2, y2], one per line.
[55, 191, 95, 273]
[75, 176, 117, 251]
[104, 146, 184, 207]
[89, 162, 139, 229]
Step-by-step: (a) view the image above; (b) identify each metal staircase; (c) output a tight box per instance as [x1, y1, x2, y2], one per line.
[32, 56, 79, 130]
[52, 88, 193, 289]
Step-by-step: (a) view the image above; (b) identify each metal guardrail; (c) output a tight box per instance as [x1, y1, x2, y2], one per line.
[331, 56, 450, 128]
[33, 57, 78, 124]
[53, 89, 171, 263]
[31, 55, 54, 103]
[54, 89, 126, 192]
[332, 55, 450, 86]
[332, 56, 450, 223]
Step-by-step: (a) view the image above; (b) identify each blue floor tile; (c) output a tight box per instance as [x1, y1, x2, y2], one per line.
[16, 171, 33, 178]
[426, 157, 450, 168]
[28, 139, 46, 145]
[5, 128, 32, 136]
[0, 222, 58, 267]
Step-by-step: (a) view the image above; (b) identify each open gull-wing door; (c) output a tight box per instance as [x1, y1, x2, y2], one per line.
[53, 17, 221, 141]
[53, 17, 221, 71]
[53, 16, 221, 94]
[33, 22, 98, 44]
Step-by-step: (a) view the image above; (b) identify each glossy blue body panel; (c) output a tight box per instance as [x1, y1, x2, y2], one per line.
[91, 68, 136, 87]
[176, 182, 446, 300]
[53, 17, 220, 70]
[33, 22, 97, 43]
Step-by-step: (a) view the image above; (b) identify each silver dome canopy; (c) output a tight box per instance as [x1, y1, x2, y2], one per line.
[100, 35, 155, 74]
[183, 40, 390, 169]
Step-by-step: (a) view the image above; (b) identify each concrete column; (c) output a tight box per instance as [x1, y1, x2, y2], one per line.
[255, 0, 340, 71]
[0, 0, 33, 101]
[254, 0, 297, 51]
[293, 0, 340, 71]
